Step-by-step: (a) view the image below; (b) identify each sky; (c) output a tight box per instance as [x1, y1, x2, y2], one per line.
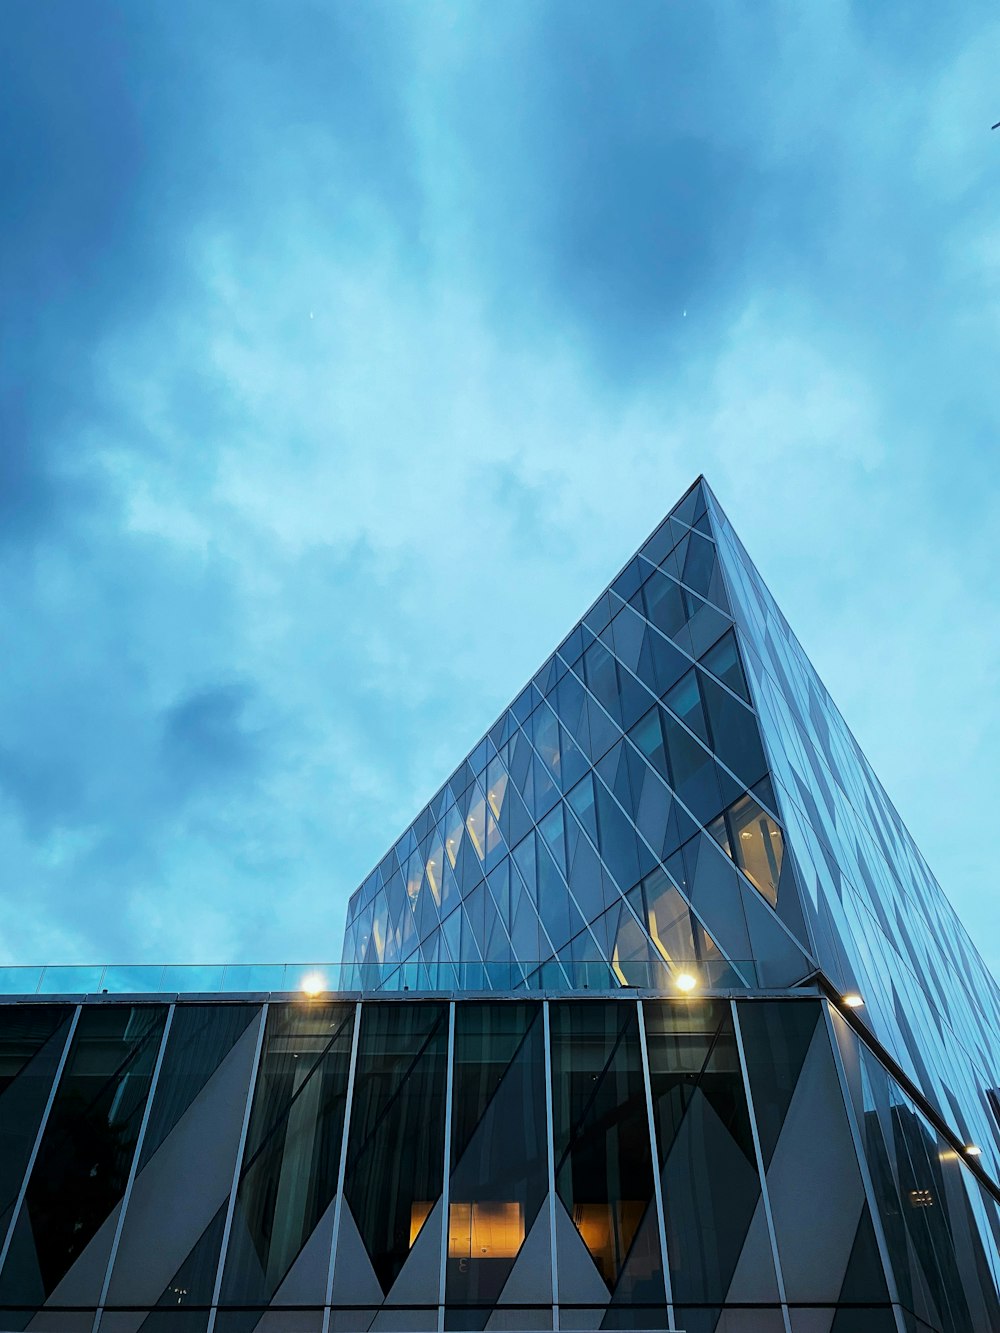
[2, 2, 999, 976]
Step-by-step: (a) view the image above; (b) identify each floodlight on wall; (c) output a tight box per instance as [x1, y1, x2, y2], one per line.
[300, 972, 326, 997]
[842, 993, 864, 1009]
[964, 1144, 983, 1158]
[674, 972, 697, 993]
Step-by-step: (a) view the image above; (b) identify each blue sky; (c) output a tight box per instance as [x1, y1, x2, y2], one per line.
[2, 2, 999, 973]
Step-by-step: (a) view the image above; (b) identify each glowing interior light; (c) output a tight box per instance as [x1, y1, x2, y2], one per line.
[965, 1144, 983, 1158]
[842, 993, 864, 1009]
[300, 972, 325, 997]
[675, 972, 697, 993]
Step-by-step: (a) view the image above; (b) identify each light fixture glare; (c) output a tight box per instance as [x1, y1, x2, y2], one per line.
[675, 972, 697, 993]
[842, 992, 864, 1009]
[300, 971, 325, 998]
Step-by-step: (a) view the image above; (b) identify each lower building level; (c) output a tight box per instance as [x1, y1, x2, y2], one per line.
[0, 989, 997, 1333]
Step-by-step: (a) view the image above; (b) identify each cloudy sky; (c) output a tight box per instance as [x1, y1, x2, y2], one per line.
[2, 2, 999, 975]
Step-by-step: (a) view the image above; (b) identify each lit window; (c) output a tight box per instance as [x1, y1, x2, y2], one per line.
[448, 1201, 524, 1259]
[486, 763, 508, 819]
[726, 794, 782, 906]
[444, 807, 464, 868]
[466, 794, 487, 861]
[410, 1200, 433, 1247]
[425, 835, 444, 906]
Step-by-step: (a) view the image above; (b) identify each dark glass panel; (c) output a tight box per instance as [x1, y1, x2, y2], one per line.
[659, 709, 724, 825]
[344, 1002, 449, 1294]
[214, 1311, 323, 1333]
[677, 1309, 785, 1333]
[664, 670, 709, 744]
[137, 1204, 227, 1330]
[139, 1005, 257, 1168]
[110, 1311, 210, 1333]
[644, 1000, 772, 1304]
[446, 1003, 548, 1309]
[0, 1005, 166, 1306]
[0, 1006, 74, 1237]
[679, 533, 716, 599]
[550, 1002, 662, 1304]
[445, 1305, 552, 1330]
[856, 1043, 1000, 1333]
[735, 999, 819, 1168]
[220, 1003, 355, 1306]
[641, 572, 688, 641]
[700, 630, 750, 703]
[740, 1001, 888, 1308]
[591, 778, 654, 895]
[699, 676, 768, 790]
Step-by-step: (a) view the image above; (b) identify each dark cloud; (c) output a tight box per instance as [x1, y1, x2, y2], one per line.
[162, 682, 262, 786]
[0, 0, 417, 544]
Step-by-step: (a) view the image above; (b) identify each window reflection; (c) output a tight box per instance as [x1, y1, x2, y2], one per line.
[550, 1003, 662, 1303]
[344, 1003, 449, 1294]
[0, 1006, 167, 1308]
[446, 1003, 547, 1310]
[700, 629, 750, 703]
[220, 1004, 354, 1306]
[645, 1000, 773, 1306]
[406, 850, 423, 904]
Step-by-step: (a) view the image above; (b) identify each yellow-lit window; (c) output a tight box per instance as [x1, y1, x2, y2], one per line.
[425, 835, 444, 907]
[643, 870, 696, 964]
[372, 904, 387, 963]
[410, 1200, 433, 1247]
[572, 1202, 645, 1282]
[729, 796, 782, 907]
[486, 762, 508, 819]
[448, 1201, 524, 1259]
[444, 807, 464, 868]
[466, 794, 487, 861]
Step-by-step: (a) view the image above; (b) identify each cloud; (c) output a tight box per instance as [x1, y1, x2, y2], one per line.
[1, 1, 998, 978]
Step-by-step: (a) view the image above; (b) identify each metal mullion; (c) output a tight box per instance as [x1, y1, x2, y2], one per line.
[636, 999, 675, 1332]
[730, 999, 793, 1333]
[542, 999, 560, 1330]
[205, 1001, 270, 1333]
[93, 1003, 176, 1332]
[436, 1000, 457, 1331]
[821, 1000, 907, 1333]
[0, 1004, 82, 1275]
[321, 998, 364, 1333]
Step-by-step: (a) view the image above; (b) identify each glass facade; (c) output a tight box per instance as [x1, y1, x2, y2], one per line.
[0, 994, 995, 1332]
[338, 475, 1000, 1324]
[342, 480, 816, 1005]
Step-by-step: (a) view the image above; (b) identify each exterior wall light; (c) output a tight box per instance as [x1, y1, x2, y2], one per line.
[300, 972, 325, 997]
[964, 1144, 983, 1157]
[675, 973, 697, 993]
[842, 993, 864, 1009]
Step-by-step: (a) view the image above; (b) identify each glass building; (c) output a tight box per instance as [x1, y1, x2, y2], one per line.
[1, 478, 998, 1333]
